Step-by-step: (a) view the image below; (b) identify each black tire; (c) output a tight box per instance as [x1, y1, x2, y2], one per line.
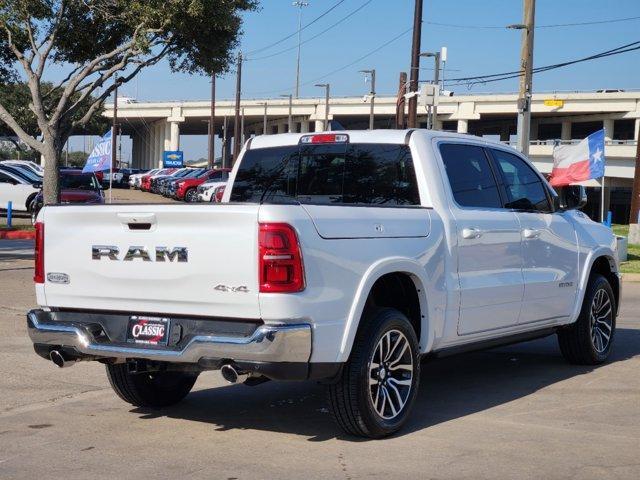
[327, 308, 420, 438]
[105, 364, 198, 408]
[185, 188, 197, 203]
[557, 274, 616, 365]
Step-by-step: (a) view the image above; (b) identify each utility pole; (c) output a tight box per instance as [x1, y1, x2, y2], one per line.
[222, 115, 228, 168]
[407, 0, 423, 128]
[208, 75, 216, 168]
[110, 73, 118, 203]
[262, 102, 268, 135]
[359, 69, 376, 130]
[293, 1, 309, 99]
[510, 0, 536, 155]
[315, 83, 330, 131]
[280, 94, 293, 132]
[629, 121, 640, 224]
[233, 51, 243, 163]
[395, 72, 408, 129]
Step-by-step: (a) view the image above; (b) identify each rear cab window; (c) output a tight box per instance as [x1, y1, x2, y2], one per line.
[230, 142, 420, 206]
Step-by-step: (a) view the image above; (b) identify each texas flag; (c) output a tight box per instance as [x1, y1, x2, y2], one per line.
[549, 129, 605, 187]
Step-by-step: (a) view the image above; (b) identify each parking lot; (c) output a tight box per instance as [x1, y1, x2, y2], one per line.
[0, 235, 638, 480]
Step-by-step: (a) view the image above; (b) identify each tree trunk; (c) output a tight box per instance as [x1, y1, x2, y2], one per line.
[42, 141, 61, 205]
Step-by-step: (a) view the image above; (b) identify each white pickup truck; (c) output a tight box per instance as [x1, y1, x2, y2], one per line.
[27, 130, 620, 438]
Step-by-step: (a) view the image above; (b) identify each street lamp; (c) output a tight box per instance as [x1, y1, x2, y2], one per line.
[280, 94, 293, 132]
[420, 51, 441, 129]
[359, 69, 376, 130]
[293, 2, 310, 99]
[315, 83, 330, 131]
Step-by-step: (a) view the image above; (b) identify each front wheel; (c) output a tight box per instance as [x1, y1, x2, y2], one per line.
[557, 274, 616, 365]
[184, 188, 198, 203]
[106, 364, 198, 408]
[327, 308, 420, 438]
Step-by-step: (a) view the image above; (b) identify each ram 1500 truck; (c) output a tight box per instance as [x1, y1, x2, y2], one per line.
[27, 130, 620, 438]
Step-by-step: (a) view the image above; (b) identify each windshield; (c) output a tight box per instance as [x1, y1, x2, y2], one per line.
[0, 165, 40, 184]
[60, 173, 100, 190]
[230, 143, 420, 206]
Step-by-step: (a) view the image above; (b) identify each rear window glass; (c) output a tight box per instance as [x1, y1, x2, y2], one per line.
[230, 143, 420, 206]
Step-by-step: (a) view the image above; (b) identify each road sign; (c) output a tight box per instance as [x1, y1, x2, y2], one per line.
[544, 99, 564, 108]
[163, 151, 184, 168]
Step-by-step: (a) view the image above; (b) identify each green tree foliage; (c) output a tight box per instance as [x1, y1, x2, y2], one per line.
[0, 0, 257, 202]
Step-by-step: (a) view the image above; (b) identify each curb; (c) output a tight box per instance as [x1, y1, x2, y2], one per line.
[621, 273, 640, 283]
[0, 229, 36, 240]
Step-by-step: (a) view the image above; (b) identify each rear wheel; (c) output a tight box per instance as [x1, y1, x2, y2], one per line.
[106, 364, 198, 408]
[327, 308, 420, 438]
[557, 274, 616, 365]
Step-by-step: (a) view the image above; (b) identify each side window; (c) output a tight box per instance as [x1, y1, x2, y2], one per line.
[491, 149, 551, 212]
[0, 172, 15, 184]
[439, 143, 502, 208]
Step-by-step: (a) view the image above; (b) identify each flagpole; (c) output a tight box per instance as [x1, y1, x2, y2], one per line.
[601, 175, 606, 223]
[110, 74, 118, 204]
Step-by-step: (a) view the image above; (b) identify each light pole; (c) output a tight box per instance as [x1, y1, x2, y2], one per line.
[208, 75, 216, 168]
[262, 102, 268, 135]
[407, 0, 424, 128]
[233, 51, 243, 163]
[315, 83, 330, 131]
[420, 51, 441, 129]
[359, 69, 376, 130]
[293, 1, 309, 99]
[508, 0, 536, 155]
[280, 94, 293, 132]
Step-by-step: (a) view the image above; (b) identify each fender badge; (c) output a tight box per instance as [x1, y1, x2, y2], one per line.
[47, 272, 70, 284]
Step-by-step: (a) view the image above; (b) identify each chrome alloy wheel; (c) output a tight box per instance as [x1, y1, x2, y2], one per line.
[590, 288, 613, 353]
[368, 329, 414, 420]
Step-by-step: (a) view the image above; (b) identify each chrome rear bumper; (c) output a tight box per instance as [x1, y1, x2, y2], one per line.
[27, 310, 311, 364]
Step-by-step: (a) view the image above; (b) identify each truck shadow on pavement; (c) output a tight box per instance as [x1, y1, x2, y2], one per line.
[132, 328, 640, 441]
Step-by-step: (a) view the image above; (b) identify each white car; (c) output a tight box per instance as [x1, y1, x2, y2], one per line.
[196, 180, 226, 202]
[129, 168, 160, 189]
[1, 160, 43, 177]
[0, 168, 40, 211]
[27, 130, 620, 438]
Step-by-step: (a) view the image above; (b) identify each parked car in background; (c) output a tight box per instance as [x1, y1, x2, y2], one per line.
[130, 168, 160, 189]
[30, 169, 104, 223]
[0, 163, 43, 185]
[151, 168, 191, 194]
[196, 172, 229, 202]
[175, 168, 230, 202]
[0, 167, 40, 211]
[140, 168, 175, 192]
[118, 168, 148, 188]
[164, 168, 206, 197]
[1, 160, 44, 177]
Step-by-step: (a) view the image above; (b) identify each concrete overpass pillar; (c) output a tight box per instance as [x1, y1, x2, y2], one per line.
[301, 121, 309, 133]
[163, 122, 172, 152]
[314, 120, 324, 132]
[148, 125, 156, 169]
[456, 119, 468, 134]
[603, 118, 614, 142]
[156, 122, 164, 167]
[635, 118, 640, 141]
[561, 120, 571, 141]
[278, 123, 287, 134]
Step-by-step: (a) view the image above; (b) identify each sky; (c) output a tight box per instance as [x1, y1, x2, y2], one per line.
[68, 0, 640, 159]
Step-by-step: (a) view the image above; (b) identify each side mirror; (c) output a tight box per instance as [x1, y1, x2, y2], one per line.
[557, 185, 587, 211]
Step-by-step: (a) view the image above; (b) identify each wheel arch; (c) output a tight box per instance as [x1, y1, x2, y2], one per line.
[337, 258, 436, 363]
[571, 248, 620, 321]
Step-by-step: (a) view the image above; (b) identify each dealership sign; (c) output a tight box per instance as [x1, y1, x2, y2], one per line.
[163, 151, 184, 168]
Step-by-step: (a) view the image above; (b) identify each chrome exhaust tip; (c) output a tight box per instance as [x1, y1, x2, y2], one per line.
[49, 350, 76, 368]
[220, 364, 249, 384]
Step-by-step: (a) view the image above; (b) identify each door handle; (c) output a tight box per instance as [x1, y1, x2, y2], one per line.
[462, 227, 483, 239]
[523, 228, 540, 239]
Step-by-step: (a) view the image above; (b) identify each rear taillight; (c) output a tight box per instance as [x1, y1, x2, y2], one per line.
[214, 185, 226, 203]
[259, 223, 305, 293]
[34, 222, 44, 284]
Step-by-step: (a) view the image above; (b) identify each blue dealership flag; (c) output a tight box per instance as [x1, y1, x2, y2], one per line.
[82, 130, 112, 173]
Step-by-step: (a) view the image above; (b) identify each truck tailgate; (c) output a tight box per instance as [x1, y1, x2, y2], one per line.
[40, 204, 261, 318]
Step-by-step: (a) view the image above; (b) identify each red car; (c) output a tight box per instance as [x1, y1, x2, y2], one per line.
[140, 168, 176, 192]
[175, 169, 230, 202]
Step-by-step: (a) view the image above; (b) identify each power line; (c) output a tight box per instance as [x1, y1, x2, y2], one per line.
[443, 40, 640, 87]
[247, 0, 375, 61]
[246, 0, 346, 56]
[244, 26, 413, 97]
[426, 15, 640, 30]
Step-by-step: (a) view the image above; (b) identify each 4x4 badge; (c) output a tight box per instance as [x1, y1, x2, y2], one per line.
[214, 284, 250, 293]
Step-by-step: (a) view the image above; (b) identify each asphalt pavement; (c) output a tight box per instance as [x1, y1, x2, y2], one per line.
[0, 240, 639, 480]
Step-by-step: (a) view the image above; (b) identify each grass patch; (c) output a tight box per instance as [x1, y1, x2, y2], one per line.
[612, 224, 640, 274]
[0, 223, 34, 231]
